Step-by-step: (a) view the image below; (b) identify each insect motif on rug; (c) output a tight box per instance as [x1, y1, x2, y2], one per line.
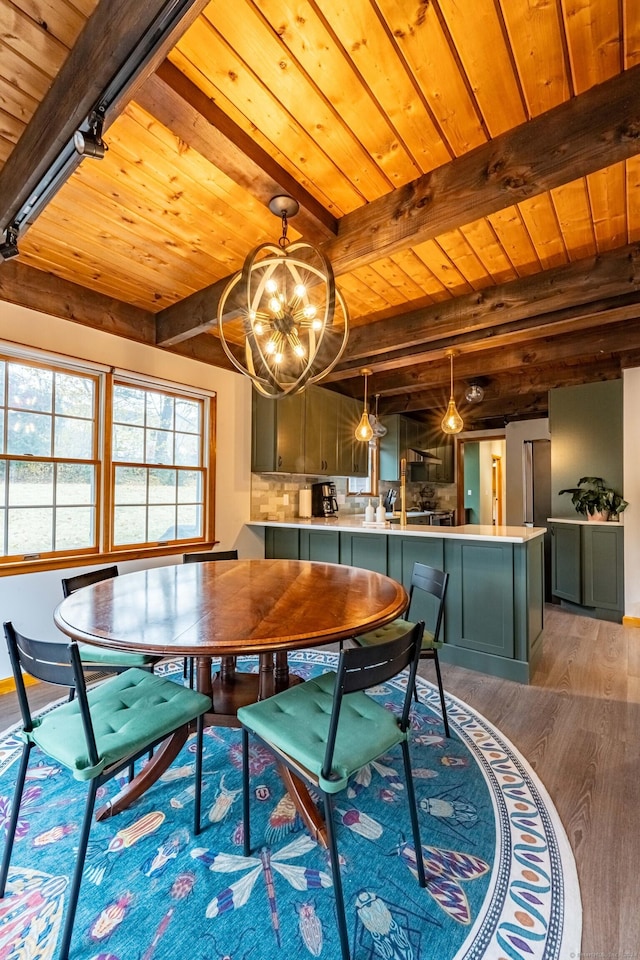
[395, 839, 489, 924]
[353, 889, 429, 960]
[191, 834, 332, 946]
[208, 774, 242, 823]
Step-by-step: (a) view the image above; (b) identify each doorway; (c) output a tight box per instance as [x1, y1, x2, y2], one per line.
[457, 436, 506, 525]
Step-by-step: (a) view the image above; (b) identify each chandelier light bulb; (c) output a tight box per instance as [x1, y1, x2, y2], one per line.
[266, 340, 276, 354]
[311, 318, 322, 331]
[269, 297, 281, 314]
[254, 321, 264, 335]
[265, 278, 278, 294]
[303, 304, 317, 319]
[274, 352, 284, 364]
[294, 283, 306, 298]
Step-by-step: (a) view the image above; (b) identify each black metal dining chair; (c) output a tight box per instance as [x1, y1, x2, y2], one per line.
[61, 566, 160, 676]
[238, 622, 427, 960]
[353, 562, 450, 737]
[1, 621, 211, 960]
[182, 551, 239, 686]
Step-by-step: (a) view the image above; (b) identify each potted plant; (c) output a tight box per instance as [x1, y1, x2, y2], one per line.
[558, 476, 628, 521]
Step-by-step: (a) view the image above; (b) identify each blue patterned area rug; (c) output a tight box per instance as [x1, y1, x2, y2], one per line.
[0, 650, 580, 960]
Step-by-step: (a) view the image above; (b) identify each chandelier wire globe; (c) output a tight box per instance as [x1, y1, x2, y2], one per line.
[217, 197, 349, 399]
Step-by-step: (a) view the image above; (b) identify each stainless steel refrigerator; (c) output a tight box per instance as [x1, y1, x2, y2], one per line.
[523, 439, 552, 601]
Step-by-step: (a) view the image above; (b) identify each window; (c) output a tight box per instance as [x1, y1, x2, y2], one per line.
[111, 383, 205, 548]
[347, 443, 378, 496]
[0, 358, 99, 560]
[0, 351, 213, 567]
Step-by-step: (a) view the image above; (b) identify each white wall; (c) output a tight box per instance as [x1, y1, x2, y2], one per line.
[0, 301, 261, 678]
[624, 368, 640, 619]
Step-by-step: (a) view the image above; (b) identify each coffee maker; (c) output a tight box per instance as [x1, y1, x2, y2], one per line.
[311, 482, 338, 517]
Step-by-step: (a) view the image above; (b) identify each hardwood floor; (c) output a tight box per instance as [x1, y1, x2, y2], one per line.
[1, 605, 637, 954]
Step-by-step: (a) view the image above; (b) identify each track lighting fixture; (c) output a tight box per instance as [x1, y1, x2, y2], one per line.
[73, 112, 108, 159]
[0, 224, 19, 261]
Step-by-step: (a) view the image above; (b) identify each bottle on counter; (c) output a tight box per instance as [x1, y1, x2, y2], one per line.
[365, 498, 375, 522]
[376, 499, 386, 523]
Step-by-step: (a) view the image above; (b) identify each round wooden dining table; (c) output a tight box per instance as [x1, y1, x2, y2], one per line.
[54, 558, 408, 840]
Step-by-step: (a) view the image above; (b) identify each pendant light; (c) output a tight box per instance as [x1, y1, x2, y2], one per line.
[217, 196, 349, 398]
[441, 350, 464, 435]
[355, 368, 374, 442]
[368, 393, 387, 439]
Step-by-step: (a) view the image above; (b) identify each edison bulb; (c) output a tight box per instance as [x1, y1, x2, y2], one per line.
[312, 318, 322, 331]
[269, 297, 281, 313]
[254, 321, 264, 335]
[303, 304, 316, 319]
[266, 340, 276, 354]
[293, 344, 305, 357]
[294, 283, 306, 298]
[274, 351, 284, 364]
[265, 278, 278, 294]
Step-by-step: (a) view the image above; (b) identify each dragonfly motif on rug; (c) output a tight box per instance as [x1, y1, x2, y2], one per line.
[191, 833, 332, 946]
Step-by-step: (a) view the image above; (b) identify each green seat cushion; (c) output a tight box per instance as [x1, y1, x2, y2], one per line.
[356, 617, 439, 651]
[79, 644, 157, 668]
[28, 669, 211, 782]
[238, 671, 404, 794]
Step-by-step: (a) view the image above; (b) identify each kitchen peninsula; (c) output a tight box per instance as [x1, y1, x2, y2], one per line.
[247, 519, 546, 683]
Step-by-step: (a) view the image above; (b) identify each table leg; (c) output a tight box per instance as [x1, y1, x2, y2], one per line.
[196, 655, 214, 698]
[95, 725, 189, 821]
[274, 651, 289, 690]
[258, 652, 274, 700]
[278, 764, 328, 849]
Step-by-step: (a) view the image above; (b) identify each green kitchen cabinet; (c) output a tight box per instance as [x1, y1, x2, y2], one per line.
[299, 529, 340, 563]
[305, 386, 340, 475]
[549, 521, 581, 602]
[264, 526, 300, 559]
[339, 532, 388, 573]
[549, 520, 624, 620]
[251, 391, 306, 473]
[582, 523, 624, 611]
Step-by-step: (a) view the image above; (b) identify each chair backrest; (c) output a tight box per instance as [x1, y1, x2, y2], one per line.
[3, 622, 99, 764]
[322, 621, 424, 782]
[61, 565, 119, 598]
[183, 550, 238, 563]
[407, 562, 448, 642]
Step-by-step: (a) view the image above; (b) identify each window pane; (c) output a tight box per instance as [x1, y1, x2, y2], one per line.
[9, 461, 53, 505]
[55, 507, 95, 550]
[175, 432, 199, 467]
[113, 423, 144, 462]
[149, 468, 176, 503]
[146, 392, 174, 430]
[113, 385, 145, 425]
[57, 463, 96, 506]
[177, 504, 202, 539]
[114, 505, 147, 545]
[7, 411, 52, 455]
[8, 507, 53, 554]
[148, 504, 176, 541]
[146, 429, 174, 465]
[8, 363, 53, 412]
[114, 466, 146, 504]
[54, 416, 93, 459]
[55, 372, 94, 418]
[177, 470, 201, 503]
[175, 397, 200, 434]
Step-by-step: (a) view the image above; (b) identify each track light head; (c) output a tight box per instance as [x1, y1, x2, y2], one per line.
[73, 113, 108, 159]
[0, 224, 19, 261]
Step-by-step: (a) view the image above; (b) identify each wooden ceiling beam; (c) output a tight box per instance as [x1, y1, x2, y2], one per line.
[137, 61, 338, 244]
[326, 65, 640, 274]
[155, 61, 640, 346]
[0, 261, 156, 343]
[338, 243, 640, 367]
[0, 0, 211, 232]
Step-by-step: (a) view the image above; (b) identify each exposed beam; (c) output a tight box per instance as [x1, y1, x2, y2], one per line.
[338, 244, 640, 367]
[137, 61, 338, 244]
[325, 65, 640, 274]
[155, 66, 640, 345]
[0, 261, 156, 343]
[0, 0, 210, 233]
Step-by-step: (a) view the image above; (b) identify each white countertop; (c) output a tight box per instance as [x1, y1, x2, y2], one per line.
[248, 518, 546, 544]
[547, 516, 624, 526]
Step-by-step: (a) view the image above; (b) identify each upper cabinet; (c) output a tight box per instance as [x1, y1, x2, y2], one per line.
[251, 387, 367, 476]
[379, 415, 454, 483]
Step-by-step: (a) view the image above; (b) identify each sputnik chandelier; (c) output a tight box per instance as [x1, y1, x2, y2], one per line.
[217, 196, 349, 398]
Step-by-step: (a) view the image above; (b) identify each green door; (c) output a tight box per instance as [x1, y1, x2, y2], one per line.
[582, 523, 624, 611]
[550, 522, 582, 602]
[445, 540, 515, 658]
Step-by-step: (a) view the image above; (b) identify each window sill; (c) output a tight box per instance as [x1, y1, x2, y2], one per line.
[0, 541, 220, 578]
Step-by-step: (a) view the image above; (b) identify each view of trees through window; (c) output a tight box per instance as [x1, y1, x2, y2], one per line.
[0, 355, 210, 562]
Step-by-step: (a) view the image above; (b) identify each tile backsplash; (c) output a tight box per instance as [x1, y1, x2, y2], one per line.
[251, 474, 457, 521]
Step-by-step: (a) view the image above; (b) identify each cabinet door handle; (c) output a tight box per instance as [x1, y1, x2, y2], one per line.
[278, 456, 282, 468]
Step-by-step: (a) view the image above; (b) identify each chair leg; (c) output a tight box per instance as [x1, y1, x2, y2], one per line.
[432, 651, 450, 738]
[0, 743, 32, 897]
[401, 740, 426, 888]
[323, 793, 350, 960]
[58, 778, 99, 960]
[242, 728, 251, 857]
[194, 715, 204, 836]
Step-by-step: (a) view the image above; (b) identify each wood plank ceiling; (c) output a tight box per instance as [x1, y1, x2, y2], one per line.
[1, 0, 640, 430]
